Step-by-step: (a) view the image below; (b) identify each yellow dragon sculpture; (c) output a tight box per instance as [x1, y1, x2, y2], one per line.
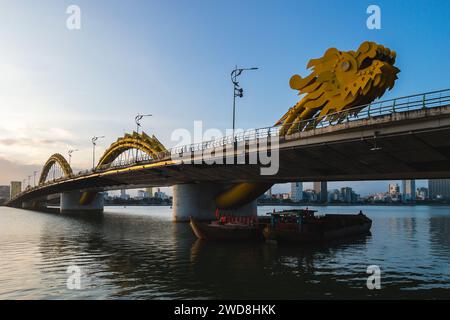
[215, 41, 400, 209]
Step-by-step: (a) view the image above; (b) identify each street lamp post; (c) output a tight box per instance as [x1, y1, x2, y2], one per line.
[231, 66, 258, 137]
[33, 171, 38, 187]
[135, 114, 152, 135]
[91, 136, 105, 170]
[134, 114, 152, 160]
[68, 149, 78, 166]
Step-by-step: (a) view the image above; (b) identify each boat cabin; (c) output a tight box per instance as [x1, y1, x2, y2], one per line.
[266, 209, 318, 229]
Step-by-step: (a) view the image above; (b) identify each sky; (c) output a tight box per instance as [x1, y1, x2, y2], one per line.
[0, 0, 449, 196]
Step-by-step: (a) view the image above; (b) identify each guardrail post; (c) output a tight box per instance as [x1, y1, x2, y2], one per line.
[422, 94, 426, 109]
[392, 99, 396, 112]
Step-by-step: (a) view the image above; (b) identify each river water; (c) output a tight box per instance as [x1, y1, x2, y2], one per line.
[0, 205, 449, 299]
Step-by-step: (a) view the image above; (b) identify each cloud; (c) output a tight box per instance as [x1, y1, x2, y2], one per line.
[0, 155, 87, 186]
[0, 157, 41, 186]
[0, 138, 69, 146]
[0, 121, 82, 166]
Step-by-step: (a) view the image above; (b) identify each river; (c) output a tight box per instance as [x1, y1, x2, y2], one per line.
[0, 205, 449, 299]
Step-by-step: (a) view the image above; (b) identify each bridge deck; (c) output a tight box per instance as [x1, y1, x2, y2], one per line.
[7, 104, 450, 207]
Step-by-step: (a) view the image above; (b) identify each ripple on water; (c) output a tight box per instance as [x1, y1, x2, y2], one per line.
[1, 205, 450, 299]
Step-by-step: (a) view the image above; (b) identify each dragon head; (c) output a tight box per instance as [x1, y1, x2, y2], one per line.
[277, 41, 400, 135]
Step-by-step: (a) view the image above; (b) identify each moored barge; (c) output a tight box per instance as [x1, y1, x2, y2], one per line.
[263, 209, 372, 244]
[189, 208, 372, 243]
[190, 215, 262, 241]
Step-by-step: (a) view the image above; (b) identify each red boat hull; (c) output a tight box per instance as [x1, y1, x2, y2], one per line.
[190, 218, 262, 241]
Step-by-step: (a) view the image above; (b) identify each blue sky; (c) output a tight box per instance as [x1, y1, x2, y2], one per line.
[0, 0, 449, 195]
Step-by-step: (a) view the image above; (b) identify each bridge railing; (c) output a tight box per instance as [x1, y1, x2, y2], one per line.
[9, 88, 450, 201]
[166, 88, 450, 156]
[92, 88, 450, 173]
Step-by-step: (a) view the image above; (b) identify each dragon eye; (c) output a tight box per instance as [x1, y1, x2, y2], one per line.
[341, 60, 350, 71]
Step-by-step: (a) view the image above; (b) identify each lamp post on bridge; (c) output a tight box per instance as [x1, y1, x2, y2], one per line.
[68, 149, 78, 166]
[135, 114, 152, 135]
[33, 171, 38, 187]
[134, 114, 152, 160]
[91, 136, 105, 170]
[231, 66, 258, 138]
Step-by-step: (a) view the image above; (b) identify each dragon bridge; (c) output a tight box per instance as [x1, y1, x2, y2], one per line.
[79, 132, 167, 205]
[215, 41, 400, 209]
[38, 153, 73, 185]
[36, 132, 167, 206]
[26, 41, 401, 215]
[96, 132, 167, 168]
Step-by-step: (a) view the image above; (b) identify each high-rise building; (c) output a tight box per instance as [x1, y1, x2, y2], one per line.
[429, 179, 450, 199]
[0, 186, 11, 201]
[136, 190, 149, 199]
[120, 189, 130, 200]
[303, 189, 318, 202]
[389, 183, 400, 196]
[340, 187, 353, 203]
[10, 181, 21, 199]
[328, 189, 341, 202]
[313, 181, 327, 203]
[154, 188, 168, 200]
[416, 187, 429, 200]
[275, 193, 290, 200]
[290, 182, 303, 202]
[402, 180, 416, 202]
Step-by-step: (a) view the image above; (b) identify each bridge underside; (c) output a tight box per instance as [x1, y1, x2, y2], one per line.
[8, 106, 450, 208]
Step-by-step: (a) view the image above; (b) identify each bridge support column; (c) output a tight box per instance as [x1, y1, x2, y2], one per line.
[173, 183, 257, 222]
[60, 191, 104, 214]
[22, 201, 34, 210]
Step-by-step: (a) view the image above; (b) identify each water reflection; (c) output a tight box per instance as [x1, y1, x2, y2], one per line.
[188, 235, 373, 299]
[38, 212, 198, 298]
[0, 206, 449, 299]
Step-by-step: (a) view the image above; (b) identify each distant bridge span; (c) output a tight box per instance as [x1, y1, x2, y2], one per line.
[6, 89, 450, 219]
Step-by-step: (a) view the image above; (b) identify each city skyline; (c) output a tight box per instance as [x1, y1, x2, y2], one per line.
[105, 179, 431, 199]
[269, 179, 447, 203]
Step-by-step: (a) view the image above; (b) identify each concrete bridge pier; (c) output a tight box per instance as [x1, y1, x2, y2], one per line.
[173, 183, 257, 222]
[22, 201, 36, 210]
[21, 199, 46, 210]
[60, 191, 104, 214]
